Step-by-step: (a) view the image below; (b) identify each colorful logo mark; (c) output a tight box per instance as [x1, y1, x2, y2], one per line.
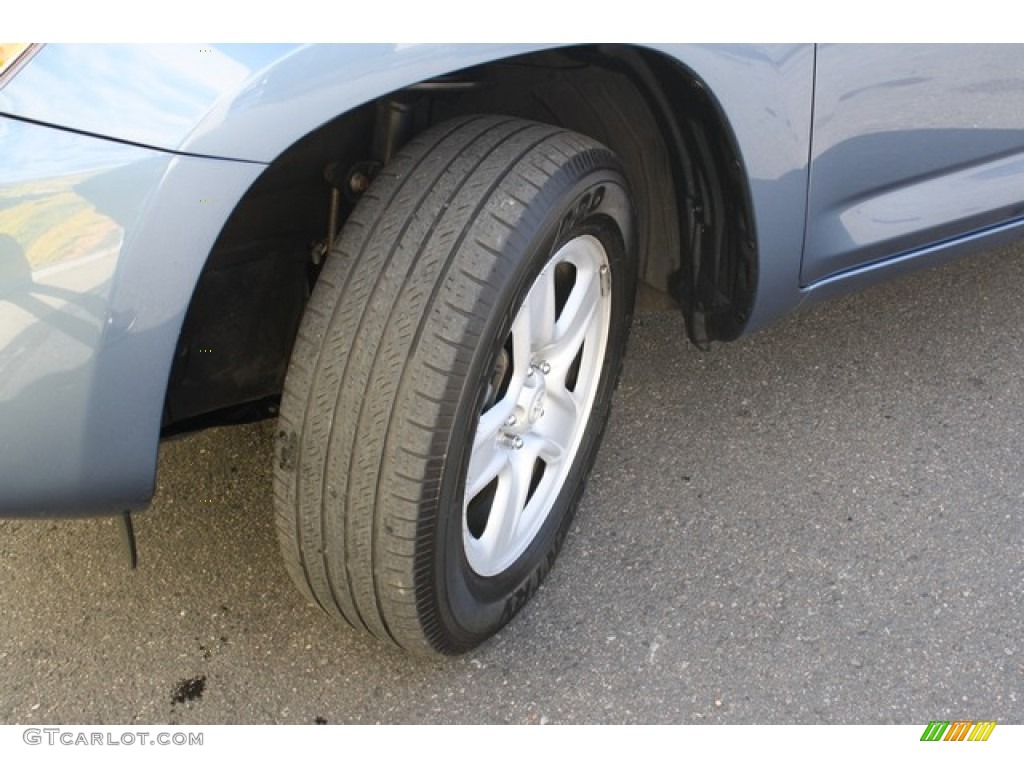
[920, 721, 996, 742]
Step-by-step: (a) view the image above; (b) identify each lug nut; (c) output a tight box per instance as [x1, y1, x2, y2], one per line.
[500, 434, 524, 450]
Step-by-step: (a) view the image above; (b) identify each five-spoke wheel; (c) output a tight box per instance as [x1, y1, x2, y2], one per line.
[464, 235, 612, 577]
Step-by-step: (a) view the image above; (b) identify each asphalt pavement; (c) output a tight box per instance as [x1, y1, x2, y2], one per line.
[2, 244, 1022, 724]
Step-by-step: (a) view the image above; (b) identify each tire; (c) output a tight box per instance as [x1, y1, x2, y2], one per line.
[273, 115, 636, 655]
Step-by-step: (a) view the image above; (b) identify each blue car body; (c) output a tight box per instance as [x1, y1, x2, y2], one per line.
[2, 43, 1023, 517]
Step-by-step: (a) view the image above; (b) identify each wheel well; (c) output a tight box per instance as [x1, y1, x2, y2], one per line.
[161, 45, 755, 435]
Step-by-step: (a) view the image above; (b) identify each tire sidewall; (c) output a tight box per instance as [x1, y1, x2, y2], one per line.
[429, 157, 636, 650]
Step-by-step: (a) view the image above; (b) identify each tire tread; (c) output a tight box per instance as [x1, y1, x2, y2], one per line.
[274, 115, 629, 654]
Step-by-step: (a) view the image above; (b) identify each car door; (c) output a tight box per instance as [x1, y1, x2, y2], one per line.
[802, 44, 1024, 286]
